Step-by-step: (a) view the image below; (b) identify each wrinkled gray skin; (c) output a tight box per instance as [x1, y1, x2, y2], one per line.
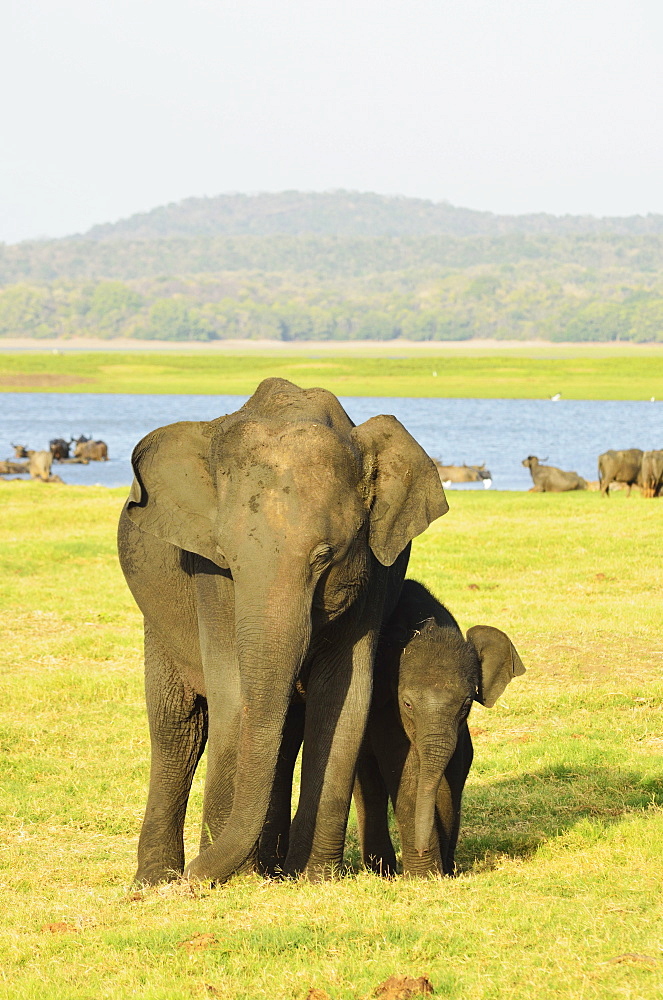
[354, 580, 525, 877]
[117, 378, 448, 885]
[640, 450, 663, 498]
[598, 448, 644, 497]
[522, 455, 586, 492]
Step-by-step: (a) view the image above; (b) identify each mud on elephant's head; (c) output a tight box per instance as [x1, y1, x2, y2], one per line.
[126, 379, 449, 623]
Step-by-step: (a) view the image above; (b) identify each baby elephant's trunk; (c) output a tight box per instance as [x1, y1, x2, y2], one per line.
[414, 738, 456, 856]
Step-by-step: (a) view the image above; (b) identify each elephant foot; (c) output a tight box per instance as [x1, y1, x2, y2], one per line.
[134, 863, 183, 886]
[283, 858, 345, 882]
[364, 856, 398, 878]
[401, 852, 445, 879]
[185, 842, 259, 884]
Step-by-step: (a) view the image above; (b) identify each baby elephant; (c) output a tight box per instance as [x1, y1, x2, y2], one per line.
[354, 580, 525, 877]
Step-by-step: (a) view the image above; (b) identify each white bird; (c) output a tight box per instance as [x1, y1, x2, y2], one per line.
[550, 392, 562, 402]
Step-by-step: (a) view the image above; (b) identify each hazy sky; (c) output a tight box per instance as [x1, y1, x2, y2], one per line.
[3, 0, 663, 242]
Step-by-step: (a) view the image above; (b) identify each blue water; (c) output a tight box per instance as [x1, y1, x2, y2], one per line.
[1, 393, 661, 491]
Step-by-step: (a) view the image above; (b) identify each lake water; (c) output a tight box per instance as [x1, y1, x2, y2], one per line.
[1, 393, 661, 491]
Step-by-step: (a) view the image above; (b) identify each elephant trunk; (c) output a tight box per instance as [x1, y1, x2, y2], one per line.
[187, 576, 313, 882]
[413, 737, 456, 856]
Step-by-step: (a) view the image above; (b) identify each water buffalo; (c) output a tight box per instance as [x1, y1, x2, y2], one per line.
[49, 438, 71, 461]
[640, 450, 663, 498]
[0, 460, 29, 475]
[522, 456, 587, 492]
[435, 462, 492, 488]
[598, 449, 643, 497]
[73, 438, 109, 461]
[28, 450, 54, 481]
[11, 443, 30, 458]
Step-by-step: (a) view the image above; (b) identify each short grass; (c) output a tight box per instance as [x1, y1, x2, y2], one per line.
[1, 350, 663, 399]
[0, 482, 662, 999]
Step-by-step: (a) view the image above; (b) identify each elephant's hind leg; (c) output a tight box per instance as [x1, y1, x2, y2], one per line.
[136, 623, 208, 885]
[354, 746, 398, 876]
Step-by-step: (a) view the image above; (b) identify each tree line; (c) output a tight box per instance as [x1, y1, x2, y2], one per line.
[1, 263, 662, 342]
[2, 190, 663, 342]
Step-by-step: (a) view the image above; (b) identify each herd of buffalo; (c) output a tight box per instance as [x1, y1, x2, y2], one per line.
[0, 436, 109, 481]
[1, 437, 661, 497]
[520, 447, 663, 497]
[433, 448, 663, 497]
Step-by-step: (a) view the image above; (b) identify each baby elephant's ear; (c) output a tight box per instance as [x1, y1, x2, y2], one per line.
[466, 626, 526, 708]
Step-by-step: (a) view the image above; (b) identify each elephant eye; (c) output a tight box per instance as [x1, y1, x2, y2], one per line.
[402, 697, 413, 710]
[310, 544, 334, 567]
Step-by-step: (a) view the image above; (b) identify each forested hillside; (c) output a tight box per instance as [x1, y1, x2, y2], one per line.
[2, 191, 663, 342]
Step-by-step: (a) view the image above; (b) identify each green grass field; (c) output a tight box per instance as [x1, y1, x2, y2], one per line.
[1, 349, 663, 399]
[0, 483, 661, 999]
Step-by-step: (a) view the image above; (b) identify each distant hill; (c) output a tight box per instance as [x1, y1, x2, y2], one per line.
[80, 190, 663, 241]
[1, 191, 663, 344]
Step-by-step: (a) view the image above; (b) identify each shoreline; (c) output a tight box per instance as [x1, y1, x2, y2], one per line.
[1, 336, 663, 355]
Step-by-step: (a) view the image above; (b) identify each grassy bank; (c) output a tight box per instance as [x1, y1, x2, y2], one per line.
[0, 483, 661, 999]
[1, 350, 663, 398]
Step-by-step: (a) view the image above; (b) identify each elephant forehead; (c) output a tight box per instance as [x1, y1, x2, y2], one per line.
[220, 471, 366, 540]
[217, 420, 361, 479]
[400, 631, 478, 689]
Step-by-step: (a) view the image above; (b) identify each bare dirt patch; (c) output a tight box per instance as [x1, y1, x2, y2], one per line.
[0, 373, 95, 388]
[178, 932, 217, 953]
[374, 975, 435, 998]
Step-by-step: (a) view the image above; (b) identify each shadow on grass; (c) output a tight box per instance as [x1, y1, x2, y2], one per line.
[344, 764, 663, 875]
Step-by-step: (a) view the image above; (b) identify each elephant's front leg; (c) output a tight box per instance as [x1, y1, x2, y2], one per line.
[436, 723, 473, 875]
[136, 623, 208, 885]
[259, 698, 305, 876]
[285, 630, 376, 879]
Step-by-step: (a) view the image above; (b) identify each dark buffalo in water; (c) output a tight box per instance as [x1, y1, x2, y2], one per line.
[598, 449, 643, 497]
[640, 450, 663, 498]
[522, 456, 587, 492]
[49, 438, 71, 461]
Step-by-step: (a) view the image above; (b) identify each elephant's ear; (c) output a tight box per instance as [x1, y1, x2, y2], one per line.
[125, 420, 226, 567]
[351, 415, 449, 566]
[467, 626, 526, 708]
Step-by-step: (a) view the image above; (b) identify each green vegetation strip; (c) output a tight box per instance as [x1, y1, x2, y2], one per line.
[0, 483, 661, 999]
[1, 351, 663, 398]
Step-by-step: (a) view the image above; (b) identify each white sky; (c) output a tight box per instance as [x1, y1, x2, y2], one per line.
[3, 0, 663, 242]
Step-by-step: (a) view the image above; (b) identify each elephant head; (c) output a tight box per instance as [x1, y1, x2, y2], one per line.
[393, 617, 525, 856]
[123, 378, 448, 880]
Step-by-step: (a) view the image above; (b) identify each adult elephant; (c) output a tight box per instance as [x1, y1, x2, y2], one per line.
[118, 378, 448, 885]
